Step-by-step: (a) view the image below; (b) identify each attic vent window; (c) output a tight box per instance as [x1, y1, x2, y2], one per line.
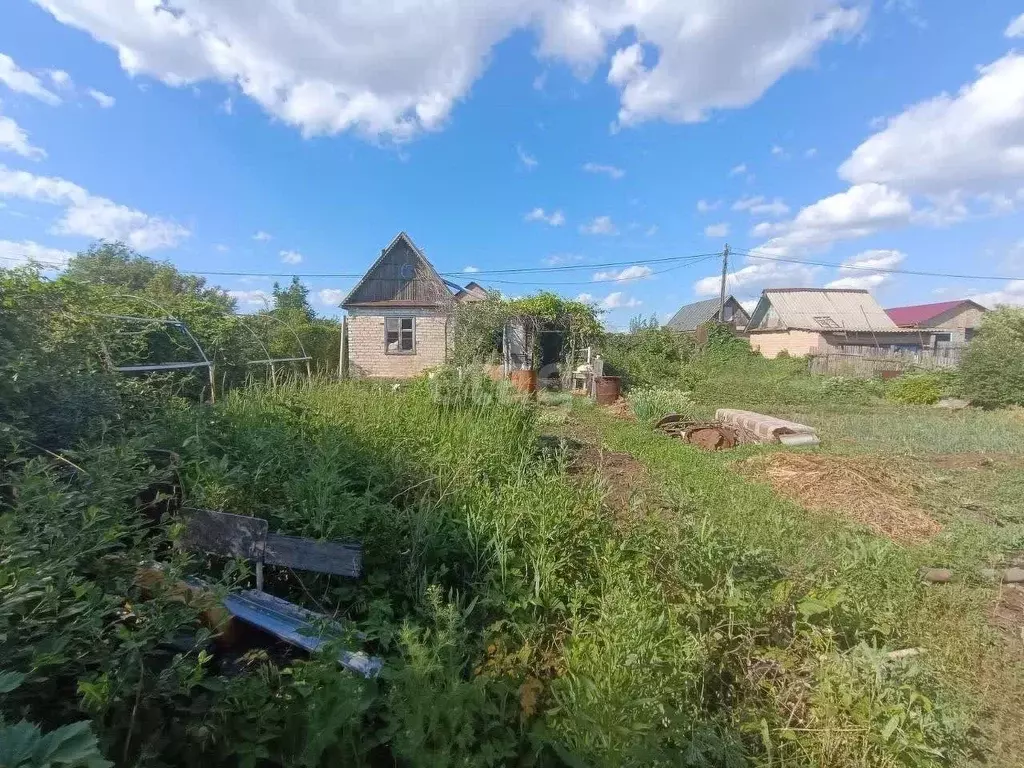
[813, 316, 840, 329]
[400, 263, 415, 280]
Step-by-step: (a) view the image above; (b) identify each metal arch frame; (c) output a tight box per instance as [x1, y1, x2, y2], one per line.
[94, 294, 216, 401]
[253, 313, 313, 378]
[232, 315, 307, 388]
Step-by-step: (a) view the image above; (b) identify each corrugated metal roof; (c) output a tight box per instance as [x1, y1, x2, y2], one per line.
[885, 300, 977, 326]
[665, 296, 746, 331]
[750, 289, 901, 332]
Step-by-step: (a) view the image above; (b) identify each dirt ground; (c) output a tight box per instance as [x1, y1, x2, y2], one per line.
[739, 452, 943, 545]
[992, 585, 1024, 648]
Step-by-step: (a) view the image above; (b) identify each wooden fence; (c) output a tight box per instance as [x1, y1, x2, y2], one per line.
[809, 346, 965, 378]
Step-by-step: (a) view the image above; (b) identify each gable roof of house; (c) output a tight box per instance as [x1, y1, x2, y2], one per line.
[885, 299, 987, 327]
[748, 288, 902, 332]
[342, 232, 454, 308]
[454, 281, 488, 303]
[665, 296, 746, 331]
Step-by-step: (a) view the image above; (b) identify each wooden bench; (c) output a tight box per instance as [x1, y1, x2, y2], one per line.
[178, 509, 380, 678]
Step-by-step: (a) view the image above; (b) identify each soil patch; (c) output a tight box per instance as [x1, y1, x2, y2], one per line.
[929, 453, 1024, 471]
[739, 453, 942, 545]
[991, 585, 1024, 649]
[601, 398, 634, 421]
[564, 440, 651, 521]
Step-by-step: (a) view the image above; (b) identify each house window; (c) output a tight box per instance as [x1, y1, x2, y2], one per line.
[385, 317, 415, 354]
[813, 315, 840, 329]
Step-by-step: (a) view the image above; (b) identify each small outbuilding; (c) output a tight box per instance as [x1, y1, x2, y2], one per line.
[747, 288, 924, 358]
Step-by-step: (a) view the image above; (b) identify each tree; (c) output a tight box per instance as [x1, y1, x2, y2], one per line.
[272, 276, 315, 322]
[960, 307, 1024, 407]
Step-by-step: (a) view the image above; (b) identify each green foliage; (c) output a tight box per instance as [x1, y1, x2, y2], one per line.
[602, 315, 694, 389]
[272, 276, 315, 323]
[884, 373, 947, 405]
[452, 292, 603, 370]
[0, 719, 110, 768]
[627, 387, 701, 424]
[960, 307, 1024, 408]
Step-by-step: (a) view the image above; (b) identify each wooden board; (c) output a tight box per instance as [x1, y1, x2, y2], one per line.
[263, 533, 362, 578]
[223, 589, 381, 678]
[179, 509, 268, 561]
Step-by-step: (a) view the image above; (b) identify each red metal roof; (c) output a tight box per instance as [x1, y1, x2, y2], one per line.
[885, 300, 967, 326]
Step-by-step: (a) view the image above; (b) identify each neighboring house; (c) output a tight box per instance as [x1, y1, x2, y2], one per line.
[342, 232, 457, 378]
[747, 288, 923, 358]
[454, 281, 488, 303]
[665, 295, 750, 332]
[885, 299, 987, 346]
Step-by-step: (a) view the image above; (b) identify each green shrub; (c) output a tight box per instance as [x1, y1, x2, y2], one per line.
[627, 387, 701, 424]
[602, 315, 694, 390]
[961, 307, 1024, 408]
[884, 373, 945, 405]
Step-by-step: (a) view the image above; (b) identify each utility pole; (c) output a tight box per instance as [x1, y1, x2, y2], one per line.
[718, 243, 730, 323]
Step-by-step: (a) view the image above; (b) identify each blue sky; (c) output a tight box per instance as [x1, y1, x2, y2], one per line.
[1, 1, 1023, 324]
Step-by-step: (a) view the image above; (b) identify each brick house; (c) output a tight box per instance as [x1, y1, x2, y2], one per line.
[885, 299, 988, 347]
[342, 232, 459, 378]
[747, 288, 925, 358]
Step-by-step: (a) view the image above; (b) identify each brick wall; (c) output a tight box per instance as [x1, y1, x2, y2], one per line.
[347, 308, 449, 378]
[749, 330, 825, 358]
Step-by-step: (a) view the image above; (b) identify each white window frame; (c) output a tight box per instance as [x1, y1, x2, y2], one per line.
[384, 316, 416, 355]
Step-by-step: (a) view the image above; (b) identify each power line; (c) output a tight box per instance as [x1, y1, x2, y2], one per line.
[732, 249, 1021, 282]
[0, 251, 720, 283]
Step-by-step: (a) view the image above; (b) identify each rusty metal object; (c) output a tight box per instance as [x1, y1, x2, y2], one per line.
[593, 376, 621, 405]
[654, 414, 739, 451]
[509, 369, 537, 393]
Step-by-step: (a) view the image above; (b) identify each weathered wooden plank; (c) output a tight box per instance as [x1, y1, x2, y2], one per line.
[179, 509, 268, 561]
[263, 533, 362, 578]
[223, 589, 381, 678]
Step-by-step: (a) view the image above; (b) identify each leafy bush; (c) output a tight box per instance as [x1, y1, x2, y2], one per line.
[628, 387, 701, 424]
[602, 315, 694, 389]
[961, 307, 1024, 407]
[884, 375, 942, 405]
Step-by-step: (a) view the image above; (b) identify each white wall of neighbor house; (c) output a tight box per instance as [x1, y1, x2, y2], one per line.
[347, 307, 449, 378]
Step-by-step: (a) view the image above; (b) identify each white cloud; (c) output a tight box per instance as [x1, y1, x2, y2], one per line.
[462, 265, 479, 273]
[805, 147, 818, 158]
[517, 144, 538, 170]
[694, 259, 820, 297]
[31, 0, 866, 140]
[582, 162, 625, 179]
[533, 71, 547, 91]
[280, 249, 303, 264]
[544, 252, 583, 266]
[696, 199, 721, 213]
[733, 195, 790, 216]
[524, 207, 565, 226]
[838, 248, 905, 274]
[705, 222, 730, 238]
[575, 292, 595, 303]
[0, 54, 60, 105]
[840, 54, 1024, 198]
[580, 215, 617, 235]
[824, 273, 887, 290]
[771, 144, 786, 157]
[47, 69, 72, 89]
[593, 264, 652, 282]
[0, 115, 46, 159]
[318, 288, 346, 305]
[1006, 12, 1024, 38]
[0, 166, 189, 250]
[88, 89, 115, 108]
[824, 249, 906, 291]
[729, 163, 748, 177]
[228, 289, 272, 311]
[253, 230, 272, 241]
[970, 280, 1024, 307]
[755, 183, 913, 257]
[601, 291, 641, 309]
[220, 97, 233, 115]
[0, 238, 73, 269]
[596, 1, 864, 127]
[215, 243, 229, 252]
[645, 224, 658, 237]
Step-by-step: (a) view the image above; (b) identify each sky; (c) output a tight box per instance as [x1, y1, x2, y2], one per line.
[1, 1, 1023, 324]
